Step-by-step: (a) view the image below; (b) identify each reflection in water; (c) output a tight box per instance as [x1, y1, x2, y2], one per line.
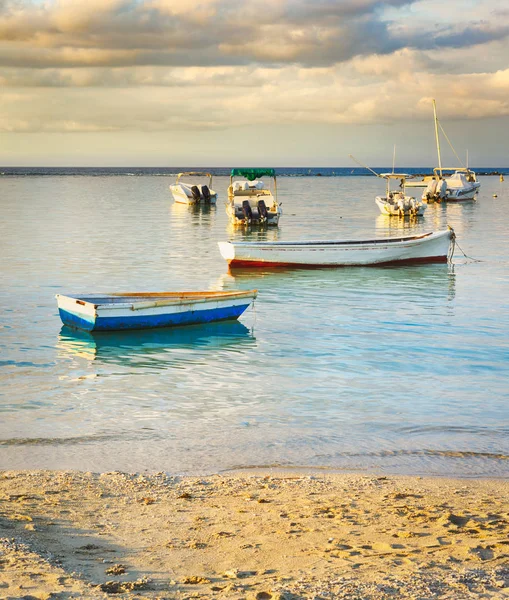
[57, 321, 255, 365]
[226, 222, 282, 241]
[170, 201, 217, 228]
[440, 201, 478, 237]
[217, 263, 456, 304]
[375, 214, 431, 234]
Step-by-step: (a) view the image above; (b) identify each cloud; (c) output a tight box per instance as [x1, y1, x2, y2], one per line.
[0, 0, 507, 70]
[0, 1, 508, 134]
[2, 56, 509, 133]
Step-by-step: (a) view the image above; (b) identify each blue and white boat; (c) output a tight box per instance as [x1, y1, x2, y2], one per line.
[56, 290, 257, 332]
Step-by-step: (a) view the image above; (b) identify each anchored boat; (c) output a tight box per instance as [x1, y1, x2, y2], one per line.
[349, 153, 425, 217]
[218, 229, 454, 268]
[226, 168, 282, 226]
[422, 167, 480, 202]
[170, 172, 217, 205]
[376, 173, 426, 217]
[419, 100, 481, 202]
[56, 290, 257, 332]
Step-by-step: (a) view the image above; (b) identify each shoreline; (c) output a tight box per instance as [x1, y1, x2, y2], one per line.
[1, 470, 508, 598]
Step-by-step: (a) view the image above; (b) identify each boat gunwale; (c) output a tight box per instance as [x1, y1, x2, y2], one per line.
[224, 230, 448, 248]
[56, 290, 257, 311]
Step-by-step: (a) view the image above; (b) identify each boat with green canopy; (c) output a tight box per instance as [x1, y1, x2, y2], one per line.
[226, 168, 282, 226]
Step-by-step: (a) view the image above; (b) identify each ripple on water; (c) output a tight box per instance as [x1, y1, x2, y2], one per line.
[0, 175, 508, 475]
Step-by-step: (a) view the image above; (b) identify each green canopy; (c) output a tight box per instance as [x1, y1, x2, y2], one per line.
[230, 168, 275, 181]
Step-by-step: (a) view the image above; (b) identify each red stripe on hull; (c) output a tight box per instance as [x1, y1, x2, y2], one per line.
[228, 255, 448, 269]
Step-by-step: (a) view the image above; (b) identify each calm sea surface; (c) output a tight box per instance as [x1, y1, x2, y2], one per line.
[1, 173, 508, 477]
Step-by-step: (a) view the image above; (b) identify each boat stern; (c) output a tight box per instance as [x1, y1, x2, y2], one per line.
[56, 294, 97, 331]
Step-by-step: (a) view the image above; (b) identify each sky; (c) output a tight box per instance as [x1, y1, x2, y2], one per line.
[0, 0, 508, 166]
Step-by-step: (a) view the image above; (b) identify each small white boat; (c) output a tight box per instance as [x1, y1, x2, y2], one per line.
[218, 229, 454, 268]
[375, 173, 426, 217]
[169, 172, 217, 204]
[56, 290, 256, 332]
[226, 168, 282, 226]
[349, 153, 425, 216]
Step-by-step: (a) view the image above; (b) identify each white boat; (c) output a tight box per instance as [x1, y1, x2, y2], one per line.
[375, 173, 426, 217]
[226, 168, 282, 226]
[349, 152, 425, 217]
[169, 172, 217, 204]
[56, 290, 256, 332]
[218, 229, 454, 268]
[423, 168, 480, 202]
[420, 100, 481, 203]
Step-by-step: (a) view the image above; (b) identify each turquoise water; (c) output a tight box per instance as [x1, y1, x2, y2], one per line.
[1, 175, 508, 477]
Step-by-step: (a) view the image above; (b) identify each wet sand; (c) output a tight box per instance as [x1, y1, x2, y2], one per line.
[0, 470, 508, 599]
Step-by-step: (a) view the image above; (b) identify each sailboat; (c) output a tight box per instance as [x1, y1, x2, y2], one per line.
[421, 100, 481, 202]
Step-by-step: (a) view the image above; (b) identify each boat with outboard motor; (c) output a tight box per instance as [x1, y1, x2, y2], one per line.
[413, 101, 481, 203]
[218, 228, 454, 268]
[226, 168, 282, 226]
[170, 172, 217, 205]
[56, 290, 257, 332]
[376, 173, 426, 216]
[422, 167, 480, 202]
[349, 154, 425, 217]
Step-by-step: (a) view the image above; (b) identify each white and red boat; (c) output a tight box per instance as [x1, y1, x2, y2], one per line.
[218, 229, 454, 268]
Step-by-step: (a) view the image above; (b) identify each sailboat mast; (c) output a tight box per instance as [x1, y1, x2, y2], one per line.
[433, 99, 443, 178]
[392, 144, 396, 174]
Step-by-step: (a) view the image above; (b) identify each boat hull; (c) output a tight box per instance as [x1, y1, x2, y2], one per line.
[170, 185, 217, 205]
[218, 230, 453, 268]
[445, 183, 480, 201]
[375, 197, 426, 217]
[56, 291, 256, 332]
[226, 198, 282, 226]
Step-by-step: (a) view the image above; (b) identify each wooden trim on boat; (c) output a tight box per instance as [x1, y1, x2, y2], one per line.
[90, 291, 256, 300]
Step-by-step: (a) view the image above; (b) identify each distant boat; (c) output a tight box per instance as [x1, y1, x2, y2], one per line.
[169, 172, 217, 205]
[349, 152, 425, 217]
[56, 290, 257, 332]
[425, 167, 480, 201]
[226, 168, 282, 226]
[419, 100, 480, 202]
[376, 173, 426, 217]
[218, 229, 454, 268]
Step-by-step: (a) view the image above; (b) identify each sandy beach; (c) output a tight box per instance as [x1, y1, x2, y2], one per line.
[0, 471, 508, 599]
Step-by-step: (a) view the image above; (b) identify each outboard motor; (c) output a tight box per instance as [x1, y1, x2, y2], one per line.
[190, 185, 201, 202]
[257, 199, 268, 221]
[423, 179, 437, 203]
[436, 179, 447, 201]
[201, 185, 211, 203]
[242, 200, 253, 222]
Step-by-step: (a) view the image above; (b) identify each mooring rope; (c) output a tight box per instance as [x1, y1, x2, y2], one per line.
[448, 227, 482, 263]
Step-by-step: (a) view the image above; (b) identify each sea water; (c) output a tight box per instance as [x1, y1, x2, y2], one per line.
[1, 173, 508, 477]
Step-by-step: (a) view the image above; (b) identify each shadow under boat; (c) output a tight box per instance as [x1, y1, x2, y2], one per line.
[57, 320, 255, 363]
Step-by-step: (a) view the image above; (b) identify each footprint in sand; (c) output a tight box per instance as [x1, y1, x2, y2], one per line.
[469, 545, 495, 560]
